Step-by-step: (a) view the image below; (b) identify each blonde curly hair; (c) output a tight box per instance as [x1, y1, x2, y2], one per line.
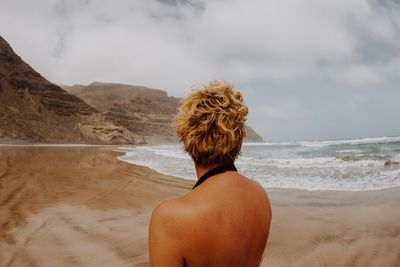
[175, 80, 248, 166]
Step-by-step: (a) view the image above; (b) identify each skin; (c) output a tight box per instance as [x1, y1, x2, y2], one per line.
[149, 163, 272, 267]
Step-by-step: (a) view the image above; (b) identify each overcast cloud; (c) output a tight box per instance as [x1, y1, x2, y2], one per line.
[0, 0, 399, 141]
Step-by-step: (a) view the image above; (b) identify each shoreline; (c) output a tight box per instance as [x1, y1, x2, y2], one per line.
[116, 145, 400, 194]
[0, 145, 399, 267]
[4, 143, 398, 193]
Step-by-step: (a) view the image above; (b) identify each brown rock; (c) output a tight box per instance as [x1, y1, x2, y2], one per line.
[384, 160, 400, 167]
[0, 35, 137, 144]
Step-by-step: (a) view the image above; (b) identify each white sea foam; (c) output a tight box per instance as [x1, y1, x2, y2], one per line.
[117, 136, 400, 191]
[248, 157, 383, 168]
[336, 149, 363, 153]
[298, 136, 400, 148]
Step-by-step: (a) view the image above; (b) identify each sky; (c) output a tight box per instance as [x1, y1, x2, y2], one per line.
[0, 0, 399, 141]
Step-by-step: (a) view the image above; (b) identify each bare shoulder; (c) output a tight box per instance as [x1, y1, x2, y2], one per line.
[242, 175, 272, 211]
[243, 175, 269, 197]
[150, 197, 194, 234]
[151, 197, 187, 224]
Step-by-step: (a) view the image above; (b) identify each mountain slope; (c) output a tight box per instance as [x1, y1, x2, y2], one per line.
[0, 35, 137, 144]
[63, 82, 264, 143]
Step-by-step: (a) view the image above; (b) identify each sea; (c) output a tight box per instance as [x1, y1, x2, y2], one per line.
[118, 136, 400, 191]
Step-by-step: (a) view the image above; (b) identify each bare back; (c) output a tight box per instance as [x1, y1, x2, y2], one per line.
[149, 171, 272, 267]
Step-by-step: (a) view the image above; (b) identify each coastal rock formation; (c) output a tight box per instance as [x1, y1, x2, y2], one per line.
[245, 125, 264, 142]
[0, 35, 137, 144]
[384, 160, 400, 167]
[62, 82, 180, 144]
[63, 82, 264, 144]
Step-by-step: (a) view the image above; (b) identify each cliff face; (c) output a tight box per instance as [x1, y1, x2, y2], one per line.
[63, 82, 264, 144]
[62, 82, 180, 144]
[0, 36, 137, 144]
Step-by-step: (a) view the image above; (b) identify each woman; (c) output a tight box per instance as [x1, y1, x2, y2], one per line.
[149, 80, 272, 267]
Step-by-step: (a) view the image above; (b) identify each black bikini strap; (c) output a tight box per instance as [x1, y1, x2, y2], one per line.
[192, 164, 237, 190]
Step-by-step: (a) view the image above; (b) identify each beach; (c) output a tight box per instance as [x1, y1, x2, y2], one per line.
[0, 146, 399, 267]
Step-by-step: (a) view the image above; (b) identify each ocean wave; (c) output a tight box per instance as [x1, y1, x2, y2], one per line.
[336, 149, 363, 153]
[117, 137, 400, 191]
[298, 136, 400, 148]
[239, 156, 385, 168]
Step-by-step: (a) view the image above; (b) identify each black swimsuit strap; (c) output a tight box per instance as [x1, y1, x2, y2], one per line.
[192, 164, 237, 190]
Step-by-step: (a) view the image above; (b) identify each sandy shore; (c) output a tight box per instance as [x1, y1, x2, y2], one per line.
[0, 146, 399, 267]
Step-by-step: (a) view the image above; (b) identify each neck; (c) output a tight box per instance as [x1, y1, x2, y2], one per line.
[195, 163, 221, 180]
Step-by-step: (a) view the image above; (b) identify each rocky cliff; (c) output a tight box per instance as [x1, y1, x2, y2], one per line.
[0, 35, 137, 144]
[63, 82, 264, 144]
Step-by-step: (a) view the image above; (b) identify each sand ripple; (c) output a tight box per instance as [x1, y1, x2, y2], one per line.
[0, 205, 150, 267]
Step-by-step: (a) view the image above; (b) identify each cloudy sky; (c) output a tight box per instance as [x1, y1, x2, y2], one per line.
[1, 0, 399, 141]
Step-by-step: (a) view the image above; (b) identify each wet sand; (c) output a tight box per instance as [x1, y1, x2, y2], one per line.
[0, 146, 399, 267]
